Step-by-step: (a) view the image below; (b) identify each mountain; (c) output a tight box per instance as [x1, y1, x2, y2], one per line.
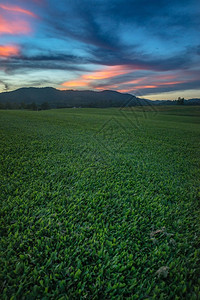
[0, 87, 199, 109]
[0, 87, 151, 108]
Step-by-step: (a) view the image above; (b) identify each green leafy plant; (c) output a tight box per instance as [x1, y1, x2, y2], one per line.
[0, 106, 200, 299]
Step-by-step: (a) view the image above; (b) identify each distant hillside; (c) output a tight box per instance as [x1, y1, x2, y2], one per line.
[186, 98, 200, 105]
[155, 99, 200, 105]
[0, 87, 148, 108]
[0, 87, 199, 109]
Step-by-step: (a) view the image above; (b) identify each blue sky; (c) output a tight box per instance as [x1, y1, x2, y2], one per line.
[0, 0, 199, 99]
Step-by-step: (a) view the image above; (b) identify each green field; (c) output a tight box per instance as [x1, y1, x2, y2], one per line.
[0, 106, 200, 299]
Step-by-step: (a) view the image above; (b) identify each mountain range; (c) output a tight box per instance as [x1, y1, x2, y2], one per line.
[0, 87, 199, 109]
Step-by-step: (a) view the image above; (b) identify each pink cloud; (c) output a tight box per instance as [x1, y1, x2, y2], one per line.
[0, 4, 37, 18]
[0, 15, 31, 35]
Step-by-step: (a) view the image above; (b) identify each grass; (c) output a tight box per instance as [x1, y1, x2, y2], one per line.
[0, 106, 200, 299]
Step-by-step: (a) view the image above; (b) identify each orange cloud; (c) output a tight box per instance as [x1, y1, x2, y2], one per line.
[117, 88, 134, 93]
[117, 75, 184, 92]
[62, 80, 89, 88]
[82, 65, 131, 80]
[117, 81, 185, 93]
[135, 85, 157, 89]
[0, 15, 31, 35]
[61, 66, 186, 93]
[158, 81, 183, 86]
[94, 78, 156, 92]
[0, 45, 20, 57]
[122, 78, 146, 85]
[61, 65, 133, 89]
[0, 4, 37, 18]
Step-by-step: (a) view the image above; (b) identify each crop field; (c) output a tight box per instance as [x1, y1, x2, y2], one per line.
[0, 106, 200, 299]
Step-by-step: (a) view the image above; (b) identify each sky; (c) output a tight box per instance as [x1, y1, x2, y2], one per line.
[0, 0, 200, 100]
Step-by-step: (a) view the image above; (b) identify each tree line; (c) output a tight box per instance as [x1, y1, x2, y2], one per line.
[0, 97, 191, 110]
[0, 102, 50, 110]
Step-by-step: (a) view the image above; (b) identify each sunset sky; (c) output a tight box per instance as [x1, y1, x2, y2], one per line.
[0, 0, 199, 100]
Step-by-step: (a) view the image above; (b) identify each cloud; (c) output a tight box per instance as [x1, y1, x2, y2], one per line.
[114, 78, 200, 96]
[0, 4, 37, 18]
[0, 80, 9, 90]
[42, 1, 121, 51]
[43, 0, 199, 53]
[0, 52, 90, 74]
[89, 47, 191, 71]
[0, 15, 31, 35]
[60, 60, 200, 97]
[0, 3, 37, 35]
[0, 45, 20, 57]
[61, 65, 133, 89]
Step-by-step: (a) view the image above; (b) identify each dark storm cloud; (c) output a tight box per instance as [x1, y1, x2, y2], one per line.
[88, 47, 191, 71]
[41, 0, 200, 73]
[45, 0, 199, 48]
[44, 1, 120, 50]
[103, 0, 200, 40]
[0, 53, 90, 73]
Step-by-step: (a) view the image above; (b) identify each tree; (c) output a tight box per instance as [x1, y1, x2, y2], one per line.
[40, 102, 50, 110]
[5, 102, 11, 109]
[0, 103, 5, 109]
[20, 102, 26, 109]
[177, 97, 185, 105]
[30, 102, 38, 111]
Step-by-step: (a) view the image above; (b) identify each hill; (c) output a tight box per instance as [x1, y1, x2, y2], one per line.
[0, 87, 148, 109]
[0, 87, 199, 109]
